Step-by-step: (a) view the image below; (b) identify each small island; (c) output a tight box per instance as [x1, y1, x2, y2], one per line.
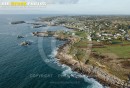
[20, 41, 31, 46]
[10, 21, 25, 24]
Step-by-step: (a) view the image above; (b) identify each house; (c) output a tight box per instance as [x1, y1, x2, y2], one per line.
[72, 33, 75, 36]
[127, 38, 130, 41]
[96, 33, 101, 37]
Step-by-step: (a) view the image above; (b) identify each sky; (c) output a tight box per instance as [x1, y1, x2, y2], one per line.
[0, 0, 130, 15]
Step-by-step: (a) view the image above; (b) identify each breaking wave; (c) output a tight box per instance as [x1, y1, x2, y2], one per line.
[61, 65, 104, 88]
[48, 48, 107, 88]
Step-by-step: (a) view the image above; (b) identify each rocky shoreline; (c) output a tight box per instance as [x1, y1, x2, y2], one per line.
[55, 40, 126, 88]
[32, 30, 128, 88]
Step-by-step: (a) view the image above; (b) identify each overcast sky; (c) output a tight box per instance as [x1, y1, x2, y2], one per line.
[0, 0, 130, 15]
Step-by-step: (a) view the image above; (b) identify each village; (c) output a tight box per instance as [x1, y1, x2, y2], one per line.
[33, 15, 130, 87]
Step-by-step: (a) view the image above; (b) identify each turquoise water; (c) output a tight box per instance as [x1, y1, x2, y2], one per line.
[0, 15, 103, 88]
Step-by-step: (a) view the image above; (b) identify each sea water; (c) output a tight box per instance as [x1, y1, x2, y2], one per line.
[0, 14, 103, 88]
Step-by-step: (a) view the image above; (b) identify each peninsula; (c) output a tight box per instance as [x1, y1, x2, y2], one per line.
[33, 15, 130, 88]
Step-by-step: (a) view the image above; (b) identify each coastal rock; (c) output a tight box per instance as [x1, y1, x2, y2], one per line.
[56, 41, 125, 88]
[10, 21, 25, 24]
[20, 41, 31, 46]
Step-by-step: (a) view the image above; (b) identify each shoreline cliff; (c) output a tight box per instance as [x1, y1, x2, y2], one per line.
[55, 40, 125, 88]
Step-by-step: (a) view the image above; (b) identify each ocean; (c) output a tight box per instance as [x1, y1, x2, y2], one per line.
[0, 14, 103, 88]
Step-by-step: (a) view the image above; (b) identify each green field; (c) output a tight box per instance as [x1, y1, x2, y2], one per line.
[93, 45, 130, 58]
[73, 39, 88, 47]
[75, 31, 87, 38]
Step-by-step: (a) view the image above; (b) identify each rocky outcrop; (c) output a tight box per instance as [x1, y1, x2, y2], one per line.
[11, 21, 25, 24]
[56, 41, 126, 88]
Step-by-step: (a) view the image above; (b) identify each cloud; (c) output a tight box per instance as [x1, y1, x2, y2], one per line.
[0, 0, 79, 4]
[43, 0, 79, 4]
[24, 0, 79, 4]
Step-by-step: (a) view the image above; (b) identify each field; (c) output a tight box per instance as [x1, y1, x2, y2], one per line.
[61, 30, 130, 81]
[92, 42, 130, 80]
[93, 45, 130, 58]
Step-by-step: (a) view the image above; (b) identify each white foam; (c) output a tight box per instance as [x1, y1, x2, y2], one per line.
[48, 48, 58, 58]
[48, 48, 108, 88]
[61, 65, 105, 88]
